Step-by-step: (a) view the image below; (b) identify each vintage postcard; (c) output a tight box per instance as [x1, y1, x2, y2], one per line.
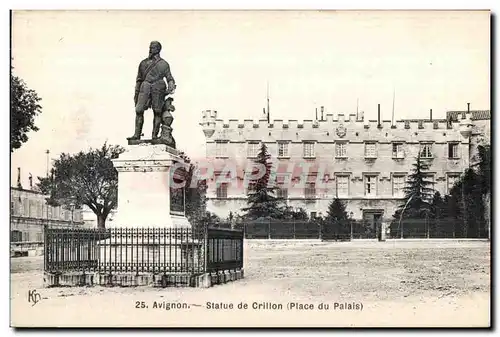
[9, 10, 491, 328]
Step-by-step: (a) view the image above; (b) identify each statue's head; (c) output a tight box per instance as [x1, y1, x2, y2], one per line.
[149, 41, 162, 58]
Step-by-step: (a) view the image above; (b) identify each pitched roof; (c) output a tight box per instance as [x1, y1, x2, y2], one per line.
[446, 110, 491, 121]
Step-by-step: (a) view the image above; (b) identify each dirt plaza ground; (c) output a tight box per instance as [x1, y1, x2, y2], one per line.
[10, 239, 490, 327]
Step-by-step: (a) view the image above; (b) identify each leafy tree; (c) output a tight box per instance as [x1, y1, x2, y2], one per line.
[36, 143, 124, 229]
[322, 198, 351, 240]
[282, 206, 309, 220]
[474, 145, 491, 195]
[429, 191, 455, 238]
[448, 168, 485, 238]
[192, 210, 224, 236]
[242, 143, 283, 220]
[179, 153, 208, 226]
[11, 73, 42, 152]
[473, 145, 491, 238]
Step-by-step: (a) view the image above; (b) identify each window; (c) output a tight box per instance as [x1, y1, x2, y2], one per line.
[448, 143, 459, 159]
[364, 175, 377, 196]
[393, 175, 406, 197]
[420, 143, 433, 158]
[247, 142, 260, 158]
[10, 201, 14, 214]
[11, 230, 22, 242]
[276, 187, 288, 199]
[392, 143, 404, 159]
[278, 142, 289, 157]
[304, 183, 316, 199]
[303, 142, 315, 158]
[336, 176, 349, 197]
[310, 211, 317, 219]
[216, 183, 228, 199]
[335, 142, 347, 158]
[447, 174, 460, 194]
[365, 143, 377, 158]
[17, 199, 23, 216]
[23, 200, 29, 217]
[29, 200, 35, 217]
[215, 141, 228, 157]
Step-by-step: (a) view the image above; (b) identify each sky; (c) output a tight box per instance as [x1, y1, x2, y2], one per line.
[10, 10, 490, 187]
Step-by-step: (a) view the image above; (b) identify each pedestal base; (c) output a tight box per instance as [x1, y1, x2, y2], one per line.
[111, 143, 190, 228]
[44, 269, 245, 288]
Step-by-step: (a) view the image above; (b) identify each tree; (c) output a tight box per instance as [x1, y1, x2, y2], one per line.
[11, 73, 42, 152]
[473, 145, 491, 238]
[392, 153, 435, 236]
[282, 206, 309, 221]
[36, 142, 124, 229]
[179, 153, 208, 226]
[242, 143, 283, 220]
[447, 168, 485, 238]
[429, 191, 451, 238]
[474, 145, 491, 196]
[401, 153, 435, 216]
[322, 198, 351, 240]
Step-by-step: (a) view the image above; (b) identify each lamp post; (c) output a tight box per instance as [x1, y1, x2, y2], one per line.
[399, 194, 415, 239]
[69, 197, 76, 227]
[425, 209, 430, 239]
[349, 211, 354, 240]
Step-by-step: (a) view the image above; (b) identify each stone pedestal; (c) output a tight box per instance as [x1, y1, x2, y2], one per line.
[111, 142, 190, 228]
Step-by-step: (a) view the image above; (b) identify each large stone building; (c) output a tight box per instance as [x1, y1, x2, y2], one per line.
[199, 107, 490, 229]
[10, 186, 84, 256]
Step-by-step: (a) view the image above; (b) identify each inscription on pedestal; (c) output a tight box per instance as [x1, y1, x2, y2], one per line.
[170, 166, 187, 214]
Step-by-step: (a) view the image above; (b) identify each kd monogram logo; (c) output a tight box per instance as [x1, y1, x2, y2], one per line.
[27, 289, 41, 306]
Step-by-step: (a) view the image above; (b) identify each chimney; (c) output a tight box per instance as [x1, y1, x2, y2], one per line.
[315, 107, 318, 121]
[462, 103, 469, 119]
[430, 108, 433, 121]
[377, 104, 381, 128]
[320, 106, 324, 121]
[17, 167, 22, 189]
[29, 173, 33, 190]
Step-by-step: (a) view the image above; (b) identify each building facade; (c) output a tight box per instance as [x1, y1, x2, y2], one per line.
[10, 187, 84, 256]
[200, 108, 490, 227]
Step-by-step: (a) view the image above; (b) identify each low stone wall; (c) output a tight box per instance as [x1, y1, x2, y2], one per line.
[43, 269, 244, 288]
[11, 242, 44, 257]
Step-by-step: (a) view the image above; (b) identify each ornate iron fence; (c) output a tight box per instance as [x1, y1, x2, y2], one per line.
[236, 218, 476, 240]
[205, 228, 244, 273]
[44, 225, 243, 275]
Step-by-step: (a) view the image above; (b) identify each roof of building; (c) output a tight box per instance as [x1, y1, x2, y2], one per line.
[446, 110, 491, 121]
[10, 186, 44, 195]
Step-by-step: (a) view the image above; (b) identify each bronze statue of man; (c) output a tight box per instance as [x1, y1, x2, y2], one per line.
[127, 41, 176, 141]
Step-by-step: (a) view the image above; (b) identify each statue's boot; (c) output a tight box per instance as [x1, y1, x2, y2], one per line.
[152, 115, 162, 139]
[127, 114, 144, 140]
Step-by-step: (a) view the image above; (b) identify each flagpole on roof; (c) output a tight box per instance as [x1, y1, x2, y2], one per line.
[266, 81, 270, 123]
